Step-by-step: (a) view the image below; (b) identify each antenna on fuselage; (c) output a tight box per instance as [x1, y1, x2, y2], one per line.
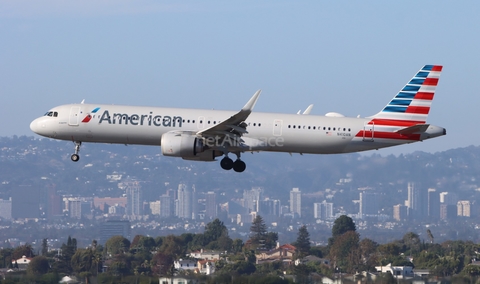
[80, 99, 85, 104]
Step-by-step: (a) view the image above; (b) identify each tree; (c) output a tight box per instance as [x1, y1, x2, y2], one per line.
[331, 215, 356, 238]
[158, 235, 185, 260]
[249, 215, 267, 250]
[232, 239, 244, 253]
[41, 238, 48, 256]
[204, 219, 228, 243]
[294, 225, 311, 258]
[151, 251, 174, 276]
[71, 248, 94, 274]
[105, 235, 131, 255]
[27, 256, 49, 275]
[402, 232, 421, 254]
[359, 238, 378, 271]
[12, 244, 34, 260]
[328, 231, 361, 273]
[427, 229, 434, 244]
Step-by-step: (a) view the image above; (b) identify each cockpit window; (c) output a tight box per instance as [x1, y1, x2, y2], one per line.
[44, 111, 58, 117]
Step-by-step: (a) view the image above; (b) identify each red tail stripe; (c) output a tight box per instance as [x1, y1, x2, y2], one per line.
[355, 131, 421, 141]
[414, 92, 434, 100]
[423, 78, 438, 85]
[432, 66, 443, 71]
[406, 106, 430, 114]
[368, 119, 426, 126]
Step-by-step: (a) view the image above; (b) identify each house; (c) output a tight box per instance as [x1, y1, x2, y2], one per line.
[188, 249, 222, 260]
[197, 259, 216, 275]
[294, 255, 330, 266]
[159, 276, 199, 284]
[255, 244, 297, 264]
[11, 255, 32, 270]
[174, 259, 197, 272]
[375, 263, 414, 279]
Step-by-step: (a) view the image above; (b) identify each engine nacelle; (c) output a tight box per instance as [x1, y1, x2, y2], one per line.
[161, 131, 205, 158]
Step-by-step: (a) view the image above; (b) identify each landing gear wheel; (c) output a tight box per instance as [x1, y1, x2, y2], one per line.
[71, 141, 82, 162]
[220, 157, 234, 170]
[71, 154, 80, 162]
[233, 160, 246, 173]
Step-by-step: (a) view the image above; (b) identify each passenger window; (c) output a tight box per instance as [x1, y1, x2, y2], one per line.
[259, 123, 261, 126]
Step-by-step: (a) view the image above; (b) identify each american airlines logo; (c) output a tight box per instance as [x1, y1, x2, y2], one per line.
[81, 107, 101, 123]
[93, 110, 183, 127]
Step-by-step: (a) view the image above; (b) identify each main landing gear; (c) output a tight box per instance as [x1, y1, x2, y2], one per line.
[71, 141, 81, 162]
[220, 153, 246, 173]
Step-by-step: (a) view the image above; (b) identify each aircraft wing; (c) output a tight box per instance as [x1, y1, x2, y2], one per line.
[395, 124, 430, 135]
[197, 90, 261, 139]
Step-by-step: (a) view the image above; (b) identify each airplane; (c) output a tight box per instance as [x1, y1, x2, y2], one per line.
[30, 65, 446, 173]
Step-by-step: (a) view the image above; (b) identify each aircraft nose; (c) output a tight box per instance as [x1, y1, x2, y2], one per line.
[30, 119, 39, 133]
[30, 117, 46, 135]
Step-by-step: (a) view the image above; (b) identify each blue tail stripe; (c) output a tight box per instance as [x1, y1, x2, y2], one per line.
[383, 106, 407, 113]
[402, 85, 421, 92]
[416, 71, 429, 78]
[396, 92, 416, 99]
[390, 99, 412, 106]
[409, 79, 425, 85]
[422, 65, 434, 71]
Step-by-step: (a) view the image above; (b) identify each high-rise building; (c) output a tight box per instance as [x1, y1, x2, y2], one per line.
[126, 181, 143, 217]
[427, 188, 440, 220]
[260, 198, 281, 217]
[440, 204, 457, 220]
[177, 184, 196, 219]
[0, 199, 12, 220]
[457, 201, 471, 217]
[405, 182, 427, 220]
[69, 199, 82, 219]
[243, 187, 264, 213]
[205, 191, 217, 219]
[440, 192, 458, 205]
[393, 204, 408, 221]
[290, 188, 302, 217]
[359, 191, 378, 218]
[99, 220, 131, 244]
[159, 194, 174, 217]
[314, 201, 334, 220]
[46, 185, 62, 220]
[150, 201, 161, 215]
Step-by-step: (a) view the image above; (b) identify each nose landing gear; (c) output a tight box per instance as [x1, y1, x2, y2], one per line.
[71, 141, 81, 162]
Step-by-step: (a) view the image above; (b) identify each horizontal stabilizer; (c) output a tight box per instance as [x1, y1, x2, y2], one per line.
[395, 124, 430, 135]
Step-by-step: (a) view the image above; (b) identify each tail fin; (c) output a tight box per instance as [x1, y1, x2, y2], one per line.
[370, 65, 442, 127]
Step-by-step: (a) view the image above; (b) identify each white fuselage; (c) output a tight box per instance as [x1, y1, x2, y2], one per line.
[30, 103, 442, 155]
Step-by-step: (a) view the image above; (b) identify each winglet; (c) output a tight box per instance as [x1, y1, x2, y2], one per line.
[241, 90, 262, 112]
[303, 104, 314, 115]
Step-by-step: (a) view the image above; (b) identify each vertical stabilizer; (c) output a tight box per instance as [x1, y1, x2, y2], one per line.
[370, 65, 442, 126]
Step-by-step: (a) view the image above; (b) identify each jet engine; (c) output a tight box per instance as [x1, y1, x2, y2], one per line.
[161, 131, 217, 161]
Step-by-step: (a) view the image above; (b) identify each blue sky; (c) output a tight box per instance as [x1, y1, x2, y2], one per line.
[1, 1, 479, 155]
